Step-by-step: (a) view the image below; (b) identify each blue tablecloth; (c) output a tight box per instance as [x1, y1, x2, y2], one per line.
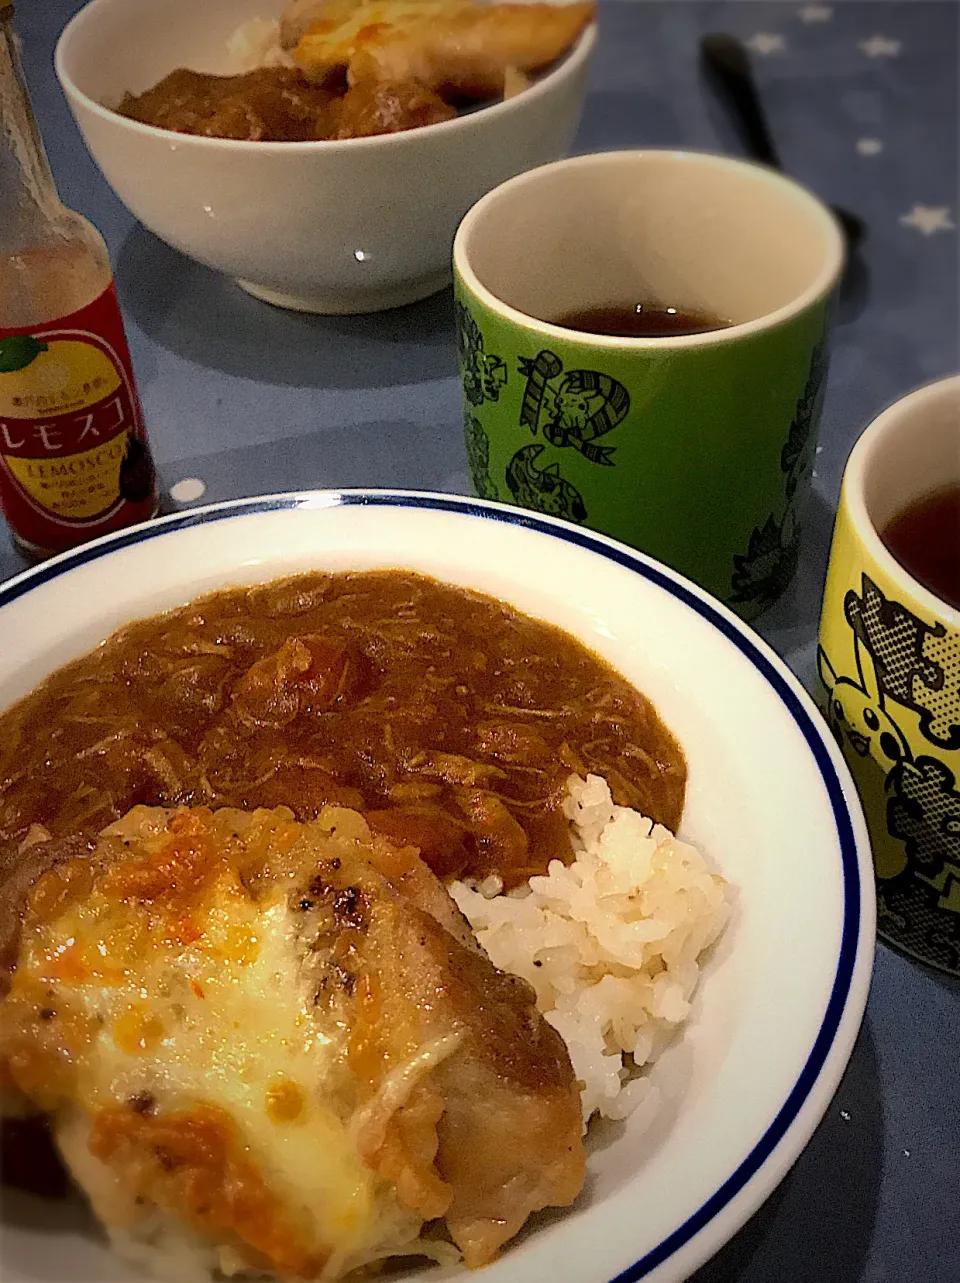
[5, 3, 960, 1281]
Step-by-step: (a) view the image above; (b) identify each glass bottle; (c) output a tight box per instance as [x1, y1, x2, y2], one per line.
[0, 0, 157, 560]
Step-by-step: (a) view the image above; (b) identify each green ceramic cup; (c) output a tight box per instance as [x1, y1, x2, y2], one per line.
[453, 150, 845, 618]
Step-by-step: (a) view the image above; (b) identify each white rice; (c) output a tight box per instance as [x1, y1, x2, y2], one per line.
[226, 19, 293, 72]
[450, 774, 729, 1126]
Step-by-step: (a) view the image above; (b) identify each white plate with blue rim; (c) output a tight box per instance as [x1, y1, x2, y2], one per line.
[0, 490, 874, 1283]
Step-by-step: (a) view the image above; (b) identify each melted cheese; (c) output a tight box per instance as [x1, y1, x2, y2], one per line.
[294, 0, 471, 73]
[8, 845, 407, 1270]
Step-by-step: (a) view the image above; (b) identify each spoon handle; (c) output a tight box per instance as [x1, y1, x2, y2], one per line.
[700, 33, 782, 171]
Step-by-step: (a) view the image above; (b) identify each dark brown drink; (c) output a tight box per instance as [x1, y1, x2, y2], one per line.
[880, 483, 960, 610]
[553, 302, 730, 338]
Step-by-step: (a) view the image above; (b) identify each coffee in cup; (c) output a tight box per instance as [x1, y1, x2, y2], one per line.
[817, 374, 960, 974]
[453, 149, 845, 618]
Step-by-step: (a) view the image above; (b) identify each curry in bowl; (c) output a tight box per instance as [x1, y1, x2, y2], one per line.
[114, 0, 596, 141]
[0, 570, 727, 1279]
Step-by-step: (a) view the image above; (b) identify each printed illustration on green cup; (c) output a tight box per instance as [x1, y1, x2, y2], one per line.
[455, 279, 830, 617]
[517, 350, 630, 465]
[456, 302, 507, 407]
[729, 334, 829, 612]
[503, 350, 631, 524]
[464, 414, 497, 501]
[506, 444, 587, 524]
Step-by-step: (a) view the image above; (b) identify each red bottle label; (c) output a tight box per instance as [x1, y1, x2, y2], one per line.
[0, 283, 157, 554]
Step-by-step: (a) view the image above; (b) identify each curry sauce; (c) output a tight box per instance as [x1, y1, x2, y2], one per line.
[0, 571, 685, 892]
[118, 68, 350, 142]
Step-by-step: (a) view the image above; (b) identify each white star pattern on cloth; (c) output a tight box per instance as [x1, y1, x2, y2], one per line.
[856, 138, 884, 156]
[746, 33, 785, 56]
[799, 5, 832, 22]
[899, 205, 955, 235]
[859, 35, 902, 58]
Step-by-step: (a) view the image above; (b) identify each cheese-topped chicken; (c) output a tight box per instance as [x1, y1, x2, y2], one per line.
[285, 0, 595, 99]
[0, 805, 583, 1278]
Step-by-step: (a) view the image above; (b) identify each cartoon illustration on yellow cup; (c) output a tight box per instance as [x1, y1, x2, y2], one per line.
[819, 567, 960, 973]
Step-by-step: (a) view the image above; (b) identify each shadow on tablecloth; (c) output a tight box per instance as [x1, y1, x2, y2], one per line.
[754, 485, 836, 687]
[157, 416, 469, 508]
[115, 225, 458, 391]
[688, 1017, 883, 1283]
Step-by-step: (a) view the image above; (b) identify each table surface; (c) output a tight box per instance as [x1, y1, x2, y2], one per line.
[5, 2, 960, 1281]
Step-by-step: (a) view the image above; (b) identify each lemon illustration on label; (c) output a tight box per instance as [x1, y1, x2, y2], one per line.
[0, 336, 121, 418]
[0, 335, 48, 373]
[0, 333, 133, 523]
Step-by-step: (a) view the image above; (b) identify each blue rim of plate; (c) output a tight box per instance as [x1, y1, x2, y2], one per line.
[0, 491, 861, 1283]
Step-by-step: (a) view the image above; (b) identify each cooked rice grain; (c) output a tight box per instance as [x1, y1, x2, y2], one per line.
[226, 19, 294, 71]
[451, 774, 728, 1125]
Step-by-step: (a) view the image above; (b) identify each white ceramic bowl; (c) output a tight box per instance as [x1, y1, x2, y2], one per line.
[54, 0, 595, 314]
[0, 492, 874, 1283]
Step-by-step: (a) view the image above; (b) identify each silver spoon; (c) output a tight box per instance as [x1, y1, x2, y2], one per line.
[700, 32, 865, 251]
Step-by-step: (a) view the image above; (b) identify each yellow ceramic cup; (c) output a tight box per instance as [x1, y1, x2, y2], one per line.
[817, 375, 960, 973]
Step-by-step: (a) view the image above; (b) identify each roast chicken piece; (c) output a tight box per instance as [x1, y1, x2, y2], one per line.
[290, 0, 596, 100]
[0, 804, 584, 1276]
[280, 0, 367, 50]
